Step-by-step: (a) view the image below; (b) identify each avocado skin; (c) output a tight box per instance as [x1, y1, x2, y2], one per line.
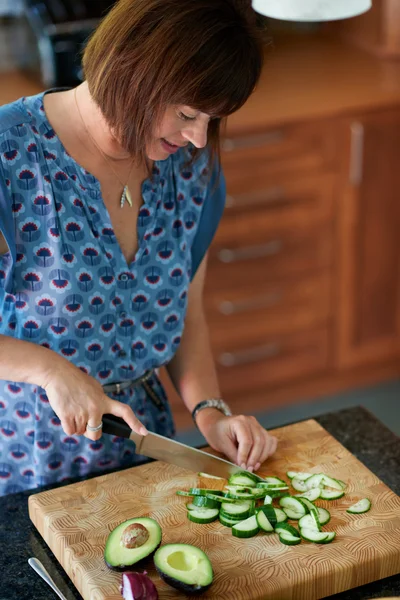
[154, 565, 212, 595]
[104, 541, 161, 572]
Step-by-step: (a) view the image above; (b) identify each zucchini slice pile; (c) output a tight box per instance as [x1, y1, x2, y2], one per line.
[176, 470, 371, 546]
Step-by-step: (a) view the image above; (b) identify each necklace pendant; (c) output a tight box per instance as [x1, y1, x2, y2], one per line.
[120, 186, 127, 208]
[120, 185, 132, 209]
[125, 186, 133, 208]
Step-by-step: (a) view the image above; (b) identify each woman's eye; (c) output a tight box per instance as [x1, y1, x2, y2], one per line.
[179, 112, 196, 122]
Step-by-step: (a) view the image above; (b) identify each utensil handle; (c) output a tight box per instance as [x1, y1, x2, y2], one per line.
[28, 558, 68, 600]
[102, 414, 132, 438]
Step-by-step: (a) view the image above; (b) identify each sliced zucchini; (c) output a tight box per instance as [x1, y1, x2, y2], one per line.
[317, 507, 331, 525]
[232, 515, 259, 538]
[256, 510, 274, 532]
[346, 498, 371, 514]
[322, 474, 345, 491]
[298, 514, 318, 530]
[304, 473, 325, 490]
[220, 501, 253, 518]
[294, 488, 321, 502]
[262, 476, 287, 486]
[257, 505, 277, 528]
[219, 513, 242, 527]
[190, 496, 219, 509]
[274, 523, 299, 537]
[279, 497, 307, 520]
[287, 471, 312, 481]
[300, 528, 332, 544]
[224, 485, 253, 494]
[263, 495, 273, 505]
[320, 489, 345, 501]
[205, 493, 237, 504]
[189, 488, 223, 496]
[187, 508, 219, 524]
[274, 508, 288, 523]
[256, 482, 289, 491]
[291, 477, 308, 492]
[198, 472, 225, 480]
[279, 532, 301, 546]
[225, 491, 255, 500]
[228, 472, 258, 487]
[176, 490, 194, 497]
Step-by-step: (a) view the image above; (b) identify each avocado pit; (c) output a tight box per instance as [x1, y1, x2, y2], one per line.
[121, 523, 150, 549]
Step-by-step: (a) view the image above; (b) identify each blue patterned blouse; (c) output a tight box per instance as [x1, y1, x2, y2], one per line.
[0, 91, 225, 495]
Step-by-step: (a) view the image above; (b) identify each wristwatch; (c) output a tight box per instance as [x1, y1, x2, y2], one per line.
[192, 398, 232, 427]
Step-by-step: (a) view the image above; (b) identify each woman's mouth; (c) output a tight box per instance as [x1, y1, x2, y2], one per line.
[160, 138, 182, 153]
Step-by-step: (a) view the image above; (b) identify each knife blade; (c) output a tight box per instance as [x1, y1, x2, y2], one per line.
[102, 414, 264, 481]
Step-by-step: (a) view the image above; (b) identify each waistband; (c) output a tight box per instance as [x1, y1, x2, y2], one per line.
[102, 369, 154, 394]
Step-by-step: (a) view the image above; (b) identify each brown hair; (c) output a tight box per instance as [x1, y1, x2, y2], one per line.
[82, 0, 267, 170]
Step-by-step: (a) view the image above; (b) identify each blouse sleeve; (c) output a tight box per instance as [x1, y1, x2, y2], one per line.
[190, 164, 226, 281]
[0, 161, 16, 293]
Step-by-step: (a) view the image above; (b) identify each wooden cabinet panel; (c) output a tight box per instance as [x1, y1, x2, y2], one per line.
[220, 172, 336, 230]
[205, 272, 332, 342]
[337, 110, 400, 368]
[221, 121, 338, 183]
[207, 227, 333, 290]
[213, 327, 330, 400]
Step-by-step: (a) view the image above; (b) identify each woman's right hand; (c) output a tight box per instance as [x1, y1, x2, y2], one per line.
[42, 358, 148, 441]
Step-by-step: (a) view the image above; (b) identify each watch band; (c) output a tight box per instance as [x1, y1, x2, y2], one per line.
[191, 398, 232, 427]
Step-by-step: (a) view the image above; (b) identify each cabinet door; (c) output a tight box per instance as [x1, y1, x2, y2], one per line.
[337, 110, 400, 368]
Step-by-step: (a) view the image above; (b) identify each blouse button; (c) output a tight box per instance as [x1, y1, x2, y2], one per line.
[120, 273, 129, 282]
[119, 311, 127, 319]
[119, 350, 127, 358]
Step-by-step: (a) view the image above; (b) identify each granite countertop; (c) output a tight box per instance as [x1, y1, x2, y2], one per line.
[1, 406, 399, 600]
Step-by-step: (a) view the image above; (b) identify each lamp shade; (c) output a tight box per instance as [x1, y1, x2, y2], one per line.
[252, 0, 372, 22]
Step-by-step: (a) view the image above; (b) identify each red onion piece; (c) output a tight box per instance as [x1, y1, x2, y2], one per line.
[120, 571, 158, 600]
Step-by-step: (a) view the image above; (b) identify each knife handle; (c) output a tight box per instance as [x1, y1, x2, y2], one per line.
[102, 414, 132, 438]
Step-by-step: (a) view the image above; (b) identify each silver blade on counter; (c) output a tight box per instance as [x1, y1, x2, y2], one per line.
[129, 429, 264, 481]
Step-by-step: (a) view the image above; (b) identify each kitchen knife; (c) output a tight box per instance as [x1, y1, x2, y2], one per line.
[102, 414, 264, 481]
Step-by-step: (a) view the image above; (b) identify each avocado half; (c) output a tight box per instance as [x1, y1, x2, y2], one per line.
[154, 543, 213, 595]
[104, 517, 162, 571]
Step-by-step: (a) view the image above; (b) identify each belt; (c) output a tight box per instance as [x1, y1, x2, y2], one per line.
[102, 370, 154, 394]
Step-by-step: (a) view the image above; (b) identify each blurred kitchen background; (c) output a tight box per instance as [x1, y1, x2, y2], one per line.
[1, 0, 399, 445]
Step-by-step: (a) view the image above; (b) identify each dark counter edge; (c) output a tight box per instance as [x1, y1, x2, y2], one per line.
[0, 405, 399, 600]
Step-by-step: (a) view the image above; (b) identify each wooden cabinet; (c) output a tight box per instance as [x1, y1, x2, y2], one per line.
[337, 111, 400, 368]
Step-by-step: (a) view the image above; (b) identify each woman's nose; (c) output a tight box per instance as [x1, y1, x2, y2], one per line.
[182, 121, 208, 149]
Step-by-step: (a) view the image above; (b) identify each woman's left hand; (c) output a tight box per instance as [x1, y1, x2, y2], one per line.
[196, 410, 278, 473]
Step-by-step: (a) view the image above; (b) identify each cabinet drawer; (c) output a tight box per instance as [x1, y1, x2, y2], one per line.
[205, 273, 332, 343]
[223, 172, 336, 215]
[217, 173, 335, 243]
[207, 226, 333, 290]
[214, 327, 331, 398]
[221, 121, 338, 185]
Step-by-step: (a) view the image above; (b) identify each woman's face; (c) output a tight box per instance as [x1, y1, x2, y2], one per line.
[146, 105, 212, 160]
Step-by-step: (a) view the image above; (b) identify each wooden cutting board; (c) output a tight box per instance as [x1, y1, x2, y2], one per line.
[29, 419, 400, 600]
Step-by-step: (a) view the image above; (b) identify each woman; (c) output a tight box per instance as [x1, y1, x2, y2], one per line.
[0, 0, 277, 495]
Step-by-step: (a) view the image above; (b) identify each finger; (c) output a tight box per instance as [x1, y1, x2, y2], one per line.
[74, 413, 89, 436]
[232, 420, 254, 468]
[220, 436, 240, 465]
[245, 426, 266, 472]
[258, 434, 278, 465]
[107, 398, 148, 436]
[60, 415, 77, 436]
[84, 414, 104, 441]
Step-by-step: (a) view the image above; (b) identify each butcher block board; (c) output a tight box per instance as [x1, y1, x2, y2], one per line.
[29, 419, 400, 600]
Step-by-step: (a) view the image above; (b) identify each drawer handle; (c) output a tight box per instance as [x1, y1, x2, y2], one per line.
[350, 122, 364, 186]
[226, 187, 286, 209]
[218, 343, 281, 367]
[222, 130, 284, 152]
[218, 240, 283, 263]
[219, 291, 283, 315]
